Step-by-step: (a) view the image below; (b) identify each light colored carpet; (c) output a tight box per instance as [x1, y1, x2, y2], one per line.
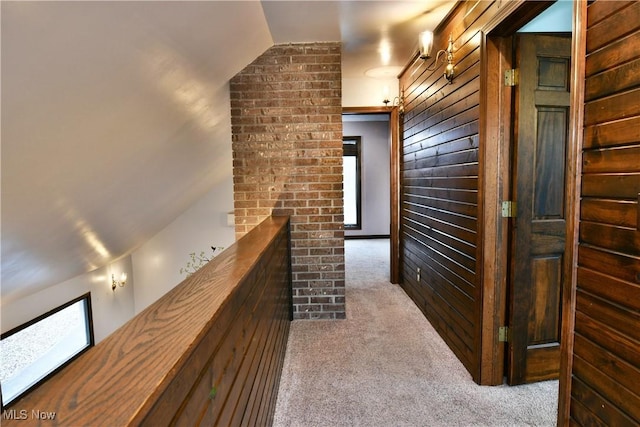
[273, 239, 558, 427]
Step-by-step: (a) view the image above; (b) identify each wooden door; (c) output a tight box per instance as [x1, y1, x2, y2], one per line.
[507, 34, 571, 385]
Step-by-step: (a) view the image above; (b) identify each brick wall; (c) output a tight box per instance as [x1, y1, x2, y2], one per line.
[230, 43, 345, 320]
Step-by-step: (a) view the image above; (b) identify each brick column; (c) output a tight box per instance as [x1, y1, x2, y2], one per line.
[230, 43, 345, 319]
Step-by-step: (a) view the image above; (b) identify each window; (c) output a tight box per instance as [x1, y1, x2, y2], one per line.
[1, 293, 94, 408]
[343, 136, 362, 229]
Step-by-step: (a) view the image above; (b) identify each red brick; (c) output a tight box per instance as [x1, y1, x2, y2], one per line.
[231, 42, 344, 320]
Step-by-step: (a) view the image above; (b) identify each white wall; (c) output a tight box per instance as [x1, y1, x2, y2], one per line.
[131, 174, 236, 314]
[343, 77, 398, 108]
[1, 256, 135, 343]
[343, 118, 391, 237]
[1, 154, 236, 342]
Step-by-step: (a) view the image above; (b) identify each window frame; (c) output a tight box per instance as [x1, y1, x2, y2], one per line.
[343, 136, 362, 230]
[1, 293, 94, 408]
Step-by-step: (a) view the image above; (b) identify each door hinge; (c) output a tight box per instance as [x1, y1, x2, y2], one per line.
[499, 326, 510, 342]
[501, 201, 516, 218]
[504, 69, 519, 87]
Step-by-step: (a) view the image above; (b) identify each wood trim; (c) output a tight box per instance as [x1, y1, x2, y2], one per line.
[477, 0, 527, 386]
[558, 1, 587, 425]
[343, 106, 391, 114]
[390, 106, 401, 284]
[478, 32, 514, 386]
[489, 1, 555, 35]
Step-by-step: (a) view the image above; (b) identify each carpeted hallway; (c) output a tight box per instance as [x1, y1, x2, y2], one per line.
[273, 239, 558, 426]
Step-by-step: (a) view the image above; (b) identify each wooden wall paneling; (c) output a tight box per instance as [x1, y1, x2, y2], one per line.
[571, 377, 637, 427]
[567, 0, 640, 424]
[583, 146, 640, 174]
[218, 264, 280, 425]
[578, 245, 640, 285]
[399, 0, 505, 382]
[572, 353, 640, 422]
[585, 1, 640, 52]
[401, 240, 476, 365]
[585, 31, 640, 77]
[579, 222, 640, 255]
[583, 116, 640, 149]
[584, 87, 640, 125]
[586, 0, 633, 27]
[585, 57, 640, 100]
[581, 174, 640, 198]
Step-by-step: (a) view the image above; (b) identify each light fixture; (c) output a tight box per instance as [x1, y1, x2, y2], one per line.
[111, 272, 127, 291]
[383, 87, 405, 115]
[419, 31, 456, 83]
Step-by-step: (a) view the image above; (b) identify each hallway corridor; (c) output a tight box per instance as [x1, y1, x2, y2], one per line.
[273, 239, 558, 426]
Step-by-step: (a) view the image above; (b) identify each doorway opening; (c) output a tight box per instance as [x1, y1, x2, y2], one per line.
[342, 107, 400, 284]
[342, 112, 391, 239]
[480, 0, 576, 393]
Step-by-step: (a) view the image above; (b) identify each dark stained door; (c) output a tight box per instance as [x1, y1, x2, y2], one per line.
[508, 33, 572, 385]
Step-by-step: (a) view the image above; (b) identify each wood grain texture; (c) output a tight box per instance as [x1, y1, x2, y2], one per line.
[399, 0, 503, 382]
[570, 1, 640, 424]
[478, 32, 513, 386]
[3, 216, 291, 427]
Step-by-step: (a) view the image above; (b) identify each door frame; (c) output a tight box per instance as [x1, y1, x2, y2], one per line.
[342, 106, 401, 284]
[476, 1, 585, 408]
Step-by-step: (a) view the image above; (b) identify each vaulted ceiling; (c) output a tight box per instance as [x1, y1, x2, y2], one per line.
[1, 1, 455, 304]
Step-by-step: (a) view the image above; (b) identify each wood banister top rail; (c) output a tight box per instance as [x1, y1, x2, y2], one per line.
[4, 216, 290, 426]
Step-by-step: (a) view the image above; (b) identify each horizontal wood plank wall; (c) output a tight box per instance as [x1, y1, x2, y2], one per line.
[571, 1, 640, 425]
[398, 0, 504, 382]
[3, 216, 291, 427]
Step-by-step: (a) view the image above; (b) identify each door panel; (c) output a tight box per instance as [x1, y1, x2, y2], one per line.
[508, 33, 571, 385]
[528, 255, 562, 344]
[534, 107, 567, 218]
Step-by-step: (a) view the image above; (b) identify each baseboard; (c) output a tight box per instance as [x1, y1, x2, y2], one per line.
[344, 234, 390, 240]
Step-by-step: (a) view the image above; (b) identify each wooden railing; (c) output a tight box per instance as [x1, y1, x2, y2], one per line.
[4, 216, 292, 426]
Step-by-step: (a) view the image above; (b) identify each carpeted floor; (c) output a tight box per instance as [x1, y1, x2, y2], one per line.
[273, 239, 558, 427]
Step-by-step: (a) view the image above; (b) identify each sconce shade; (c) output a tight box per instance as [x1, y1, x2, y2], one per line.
[419, 31, 434, 59]
[419, 32, 456, 84]
[111, 272, 127, 291]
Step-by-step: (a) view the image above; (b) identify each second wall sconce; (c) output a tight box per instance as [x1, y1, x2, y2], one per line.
[419, 31, 456, 83]
[383, 87, 405, 115]
[112, 272, 127, 291]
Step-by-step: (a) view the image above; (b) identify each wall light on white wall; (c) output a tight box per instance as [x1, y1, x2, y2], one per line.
[111, 272, 127, 291]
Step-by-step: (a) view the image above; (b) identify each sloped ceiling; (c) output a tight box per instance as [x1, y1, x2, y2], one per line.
[1, 1, 454, 304]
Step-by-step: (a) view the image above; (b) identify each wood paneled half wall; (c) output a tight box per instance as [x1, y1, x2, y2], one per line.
[3, 216, 292, 426]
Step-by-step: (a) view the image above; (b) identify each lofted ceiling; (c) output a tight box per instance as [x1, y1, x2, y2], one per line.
[1, 0, 455, 304]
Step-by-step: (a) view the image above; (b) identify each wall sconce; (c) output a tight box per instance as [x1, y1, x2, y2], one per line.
[419, 31, 456, 83]
[383, 87, 405, 115]
[111, 272, 127, 291]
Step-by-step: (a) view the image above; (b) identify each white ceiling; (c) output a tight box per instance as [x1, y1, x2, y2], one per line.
[1, 1, 455, 303]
